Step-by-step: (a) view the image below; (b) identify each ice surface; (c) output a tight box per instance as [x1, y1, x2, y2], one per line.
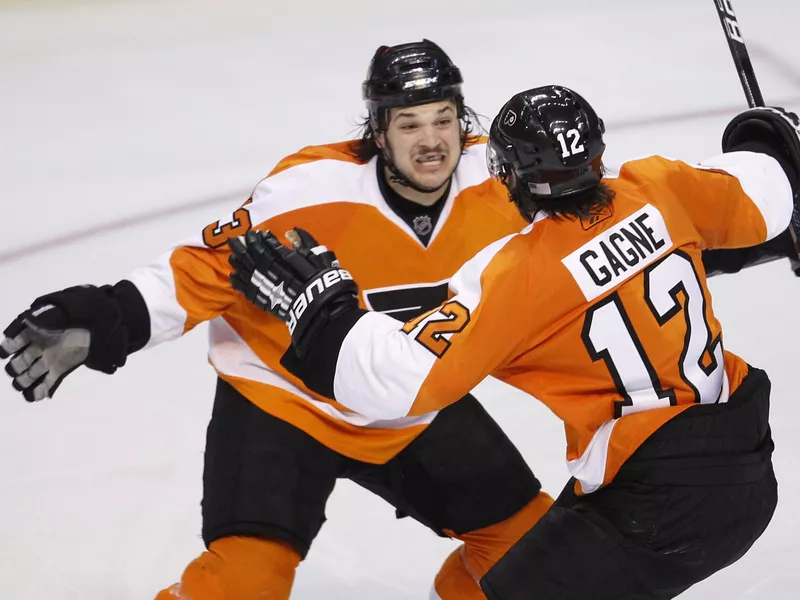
[1, 1, 798, 598]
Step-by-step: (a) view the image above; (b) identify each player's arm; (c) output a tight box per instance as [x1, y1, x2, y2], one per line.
[129, 156, 345, 347]
[0, 280, 152, 402]
[693, 107, 800, 274]
[0, 175, 288, 402]
[229, 228, 532, 419]
[0, 221, 244, 402]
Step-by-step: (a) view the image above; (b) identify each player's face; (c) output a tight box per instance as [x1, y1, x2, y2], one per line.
[381, 100, 461, 193]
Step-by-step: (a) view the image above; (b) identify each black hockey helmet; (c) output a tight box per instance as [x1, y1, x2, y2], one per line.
[487, 85, 606, 217]
[363, 39, 464, 131]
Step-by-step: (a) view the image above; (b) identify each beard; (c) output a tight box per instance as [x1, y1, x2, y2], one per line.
[384, 147, 461, 194]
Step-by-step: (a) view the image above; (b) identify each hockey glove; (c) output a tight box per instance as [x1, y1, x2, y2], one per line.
[0, 285, 132, 402]
[228, 228, 359, 357]
[723, 106, 800, 274]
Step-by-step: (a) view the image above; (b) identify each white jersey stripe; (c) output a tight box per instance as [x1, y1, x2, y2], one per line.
[127, 251, 188, 348]
[694, 151, 792, 240]
[208, 317, 438, 429]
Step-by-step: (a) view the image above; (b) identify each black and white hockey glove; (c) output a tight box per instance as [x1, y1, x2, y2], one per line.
[723, 106, 800, 273]
[0, 285, 134, 402]
[723, 106, 800, 188]
[228, 228, 360, 357]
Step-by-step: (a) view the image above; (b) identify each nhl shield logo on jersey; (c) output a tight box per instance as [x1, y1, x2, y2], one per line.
[413, 215, 433, 236]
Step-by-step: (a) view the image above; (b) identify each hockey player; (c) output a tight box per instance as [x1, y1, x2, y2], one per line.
[227, 85, 800, 598]
[0, 41, 556, 600]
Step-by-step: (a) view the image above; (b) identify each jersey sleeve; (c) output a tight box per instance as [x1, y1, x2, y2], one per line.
[124, 194, 257, 348]
[125, 169, 308, 348]
[652, 152, 793, 249]
[126, 240, 238, 348]
[125, 147, 366, 350]
[330, 231, 534, 419]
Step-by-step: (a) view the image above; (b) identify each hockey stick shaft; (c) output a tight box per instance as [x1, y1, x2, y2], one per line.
[713, 0, 765, 108]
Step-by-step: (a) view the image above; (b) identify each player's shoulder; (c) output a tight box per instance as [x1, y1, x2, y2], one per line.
[253, 140, 370, 197]
[455, 135, 490, 185]
[449, 225, 533, 295]
[477, 221, 542, 275]
[604, 154, 686, 184]
[454, 136, 523, 216]
[246, 141, 375, 222]
[268, 140, 367, 177]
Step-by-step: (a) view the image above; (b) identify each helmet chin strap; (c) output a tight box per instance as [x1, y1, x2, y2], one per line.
[384, 155, 442, 194]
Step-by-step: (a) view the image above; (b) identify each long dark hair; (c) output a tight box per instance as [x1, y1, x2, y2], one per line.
[532, 182, 615, 221]
[349, 103, 484, 163]
[511, 168, 616, 223]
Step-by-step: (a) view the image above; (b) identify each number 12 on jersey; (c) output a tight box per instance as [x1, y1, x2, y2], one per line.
[582, 251, 726, 418]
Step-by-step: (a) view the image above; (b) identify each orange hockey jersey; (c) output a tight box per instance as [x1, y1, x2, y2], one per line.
[126, 139, 526, 463]
[328, 152, 793, 492]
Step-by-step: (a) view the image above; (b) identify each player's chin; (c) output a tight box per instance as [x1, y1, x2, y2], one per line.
[409, 161, 457, 192]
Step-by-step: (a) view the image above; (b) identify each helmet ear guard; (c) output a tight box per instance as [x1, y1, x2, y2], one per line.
[485, 138, 507, 185]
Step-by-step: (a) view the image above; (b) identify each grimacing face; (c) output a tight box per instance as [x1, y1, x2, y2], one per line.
[378, 100, 461, 194]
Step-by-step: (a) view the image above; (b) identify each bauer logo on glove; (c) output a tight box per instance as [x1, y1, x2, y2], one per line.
[228, 228, 360, 357]
[285, 267, 355, 335]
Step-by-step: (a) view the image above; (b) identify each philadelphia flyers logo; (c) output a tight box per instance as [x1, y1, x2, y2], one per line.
[363, 280, 449, 322]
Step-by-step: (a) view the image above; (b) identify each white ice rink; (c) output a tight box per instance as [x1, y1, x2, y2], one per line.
[1, 0, 798, 598]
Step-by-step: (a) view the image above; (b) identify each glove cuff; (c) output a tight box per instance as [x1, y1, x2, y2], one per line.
[110, 280, 151, 354]
[286, 267, 359, 352]
[281, 307, 368, 398]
